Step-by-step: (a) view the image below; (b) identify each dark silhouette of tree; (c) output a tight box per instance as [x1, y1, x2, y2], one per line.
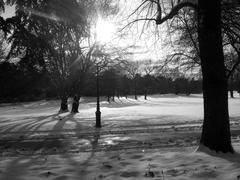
[69, 48, 95, 113]
[141, 60, 157, 99]
[222, 2, 240, 79]
[101, 68, 118, 102]
[127, 0, 237, 152]
[197, 0, 233, 153]
[168, 2, 240, 98]
[5, 0, 91, 112]
[155, 75, 173, 94]
[125, 60, 140, 100]
[173, 78, 190, 95]
[119, 75, 131, 99]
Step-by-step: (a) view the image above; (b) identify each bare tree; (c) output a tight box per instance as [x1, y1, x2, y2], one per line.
[125, 60, 141, 100]
[141, 59, 157, 99]
[167, 2, 240, 98]
[126, 0, 238, 152]
[69, 47, 94, 113]
[6, 0, 93, 112]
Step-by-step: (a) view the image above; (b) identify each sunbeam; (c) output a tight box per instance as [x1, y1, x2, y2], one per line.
[24, 8, 62, 22]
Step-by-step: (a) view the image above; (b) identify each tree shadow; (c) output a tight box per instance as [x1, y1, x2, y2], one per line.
[0, 112, 71, 152]
[0, 113, 60, 134]
[221, 151, 240, 164]
[197, 145, 240, 165]
[59, 125, 101, 179]
[0, 111, 99, 154]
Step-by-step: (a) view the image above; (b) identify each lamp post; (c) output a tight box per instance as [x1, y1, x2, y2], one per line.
[95, 64, 101, 128]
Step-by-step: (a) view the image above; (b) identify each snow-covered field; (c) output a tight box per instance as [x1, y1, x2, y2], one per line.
[0, 93, 240, 180]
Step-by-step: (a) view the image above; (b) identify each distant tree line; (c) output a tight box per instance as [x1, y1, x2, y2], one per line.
[2, 56, 240, 104]
[0, 59, 210, 103]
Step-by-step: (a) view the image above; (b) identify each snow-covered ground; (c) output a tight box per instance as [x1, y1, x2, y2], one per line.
[0, 93, 239, 132]
[0, 93, 240, 180]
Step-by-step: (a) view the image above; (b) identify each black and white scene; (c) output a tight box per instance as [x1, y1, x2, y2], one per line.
[1, 0, 240, 179]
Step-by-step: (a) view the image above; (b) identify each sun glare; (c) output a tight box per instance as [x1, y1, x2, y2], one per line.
[95, 18, 115, 44]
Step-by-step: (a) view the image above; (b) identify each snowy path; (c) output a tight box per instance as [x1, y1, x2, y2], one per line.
[1, 119, 240, 156]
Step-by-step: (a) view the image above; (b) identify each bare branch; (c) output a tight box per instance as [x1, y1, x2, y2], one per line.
[156, 0, 198, 25]
[227, 53, 240, 79]
[127, 0, 149, 18]
[120, 18, 156, 31]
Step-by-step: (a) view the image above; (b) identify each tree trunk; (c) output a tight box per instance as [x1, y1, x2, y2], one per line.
[144, 88, 147, 100]
[107, 95, 110, 102]
[60, 95, 68, 112]
[186, 82, 190, 96]
[198, 0, 233, 153]
[134, 81, 137, 100]
[230, 90, 234, 98]
[174, 85, 179, 95]
[71, 95, 80, 113]
[229, 76, 234, 98]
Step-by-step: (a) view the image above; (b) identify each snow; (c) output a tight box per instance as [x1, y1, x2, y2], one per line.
[1, 147, 240, 180]
[0, 93, 240, 180]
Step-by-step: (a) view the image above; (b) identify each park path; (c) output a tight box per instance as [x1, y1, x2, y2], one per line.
[1, 120, 240, 156]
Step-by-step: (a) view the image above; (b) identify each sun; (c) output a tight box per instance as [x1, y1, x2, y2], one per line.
[95, 18, 115, 44]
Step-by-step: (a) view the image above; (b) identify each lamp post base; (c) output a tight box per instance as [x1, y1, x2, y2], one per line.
[95, 111, 101, 128]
